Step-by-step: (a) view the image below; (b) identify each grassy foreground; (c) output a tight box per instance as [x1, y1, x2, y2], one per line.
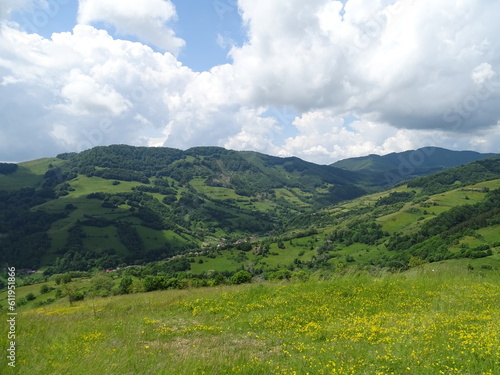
[5, 269, 500, 374]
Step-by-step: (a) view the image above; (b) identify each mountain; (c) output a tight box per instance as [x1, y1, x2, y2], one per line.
[187, 155, 500, 274]
[0, 145, 367, 271]
[1, 145, 499, 276]
[331, 147, 495, 184]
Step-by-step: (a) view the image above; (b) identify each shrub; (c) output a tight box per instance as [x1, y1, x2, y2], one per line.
[62, 273, 72, 284]
[117, 276, 133, 294]
[210, 273, 226, 286]
[291, 271, 309, 282]
[40, 285, 51, 294]
[143, 276, 166, 292]
[70, 291, 85, 302]
[268, 269, 292, 281]
[230, 270, 252, 285]
[91, 274, 114, 297]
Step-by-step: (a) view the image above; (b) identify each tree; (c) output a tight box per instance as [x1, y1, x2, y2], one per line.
[117, 276, 133, 294]
[62, 283, 82, 306]
[91, 274, 114, 297]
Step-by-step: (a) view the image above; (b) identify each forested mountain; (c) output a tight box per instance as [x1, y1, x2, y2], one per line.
[1, 145, 499, 276]
[0, 145, 367, 271]
[57, 145, 365, 197]
[332, 147, 494, 184]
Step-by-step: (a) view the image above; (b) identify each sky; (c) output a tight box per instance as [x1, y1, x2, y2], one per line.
[1, 0, 500, 164]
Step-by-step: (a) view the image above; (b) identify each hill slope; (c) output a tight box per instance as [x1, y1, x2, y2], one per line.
[186, 171, 500, 275]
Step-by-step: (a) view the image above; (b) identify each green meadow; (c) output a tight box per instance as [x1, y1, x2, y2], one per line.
[0, 158, 63, 191]
[3, 268, 500, 375]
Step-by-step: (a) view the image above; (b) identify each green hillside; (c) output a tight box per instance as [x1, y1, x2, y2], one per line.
[0, 145, 367, 272]
[0, 158, 63, 191]
[1, 145, 500, 279]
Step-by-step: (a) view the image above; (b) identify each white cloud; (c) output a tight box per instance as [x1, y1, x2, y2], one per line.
[58, 70, 132, 116]
[471, 63, 496, 85]
[223, 107, 283, 154]
[77, 0, 185, 55]
[1, 0, 500, 164]
[0, 0, 36, 22]
[0, 22, 277, 161]
[232, 0, 500, 133]
[0, 23, 195, 159]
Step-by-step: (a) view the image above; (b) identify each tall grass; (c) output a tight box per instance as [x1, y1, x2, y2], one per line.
[6, 269, 500, 374]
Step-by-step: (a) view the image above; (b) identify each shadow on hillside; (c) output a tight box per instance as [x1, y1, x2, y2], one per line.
[0, 165, 44, 191]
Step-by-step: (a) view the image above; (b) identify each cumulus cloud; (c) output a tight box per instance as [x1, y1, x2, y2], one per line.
[0, 22, 274, 161]
[232, 0, 500, 132]
[0, 23, 195, 160]
[77, 0, 185, 55]
[1, 0, 500, 164]
[58, 70, 132, 116]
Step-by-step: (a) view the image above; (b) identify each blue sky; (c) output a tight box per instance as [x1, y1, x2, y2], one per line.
[175, 0, 244, 71]
[11, 0, 245, 71]
[1, 0, 500, 163]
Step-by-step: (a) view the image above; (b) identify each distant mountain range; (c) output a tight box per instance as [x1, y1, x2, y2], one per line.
[332, 147, 494, 184]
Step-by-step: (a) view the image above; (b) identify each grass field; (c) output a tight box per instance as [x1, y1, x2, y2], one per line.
[3, 269, 500, 375]
[190, 178, 246, 201]
[275, 188, 311, 208]
[66, 175, 142, 197]
[0, 158, 63, 191]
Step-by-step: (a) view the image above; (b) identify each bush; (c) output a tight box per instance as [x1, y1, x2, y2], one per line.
[26, 292, 36, 301]
[117, 276, 133, 294]
[143, 276, 166, 292]
[165, 277, 181, 289]
[230, 270, 252, 285]
[70, 291, 85, 302]
[33, 298, 56, 308]
[40, 285, 51, 294]
[209, 273, 226, 286]
[0, 163, 18, 175]
[91, 274, 114, 297]
[62, 273, 72, 284]
[187, 278, 207, 288]
[291, 271, 309, 282]
[268, 269, 292, 281]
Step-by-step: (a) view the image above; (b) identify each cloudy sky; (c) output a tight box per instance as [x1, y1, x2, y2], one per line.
[1, 0, 499, 164]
